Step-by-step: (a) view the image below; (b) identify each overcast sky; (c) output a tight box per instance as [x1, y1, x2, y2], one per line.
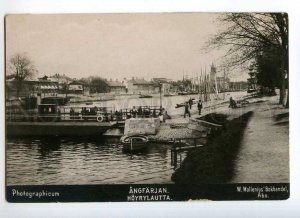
[6, 13, 247, 81]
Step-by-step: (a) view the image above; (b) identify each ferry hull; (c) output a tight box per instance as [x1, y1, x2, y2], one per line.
[6, 122, 113, 137]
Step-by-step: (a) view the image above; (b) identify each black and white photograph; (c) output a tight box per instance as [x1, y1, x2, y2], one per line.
[5, 12, 289, 202]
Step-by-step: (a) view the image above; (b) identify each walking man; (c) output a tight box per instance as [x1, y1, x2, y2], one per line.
[197, 100, 203, 115]
[188, 98, 193, 109]
[184, 102, 191, 118]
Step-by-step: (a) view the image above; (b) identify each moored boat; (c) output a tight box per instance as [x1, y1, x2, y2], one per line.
[6, 96, 116, 137]
[175, 98, 196, 108]
[163, 93, 175, 97]
[6, 121, 114, 137]
[178, 91, 188, 95]
[120, 135, 148, 151]
[6, 96, 163, 137]
[139, 94, 152, 98]
[175, 103, 186, 108]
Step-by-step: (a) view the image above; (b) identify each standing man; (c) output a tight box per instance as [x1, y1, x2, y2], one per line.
[197, 99, 203, 115]
[184, 102, 191, 118]
[188, 98, 193, 109]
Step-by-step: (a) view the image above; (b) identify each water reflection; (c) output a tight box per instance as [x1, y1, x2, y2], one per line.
[37, 137, 62, 160]
[6, 137, 178, 185]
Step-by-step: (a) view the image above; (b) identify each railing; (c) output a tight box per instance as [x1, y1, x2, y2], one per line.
[169, 137, 205, 168]
[6, 105, 162, 122]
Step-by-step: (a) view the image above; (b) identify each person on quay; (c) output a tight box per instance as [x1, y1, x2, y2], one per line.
[163, 108, 171, 120]
[229, 97, 237, 108]
[197, 99, 203, 115]
[70, 107, 75, 120]
[188, 97, 193, 109]
[184, 102, 191, 118]
[132, 106, 137, 118]
[158, 110, 164, 123]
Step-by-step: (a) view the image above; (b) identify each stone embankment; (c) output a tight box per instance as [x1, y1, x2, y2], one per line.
[171, 111, 253, 183]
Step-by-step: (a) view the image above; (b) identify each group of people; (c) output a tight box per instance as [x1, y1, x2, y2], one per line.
[129, 106, 153, 118]
[129, 106, 171, 122]
[68, 105, 171, 122]
[183, 96, 238, 118]
[69, 106, 106, 121]
[183, 98, 203, 118]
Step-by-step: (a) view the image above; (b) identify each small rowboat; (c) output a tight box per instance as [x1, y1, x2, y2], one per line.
[178, 91, 188, 95]
[121, 135, 148, 151]
[175, 98, 196, 108]
[175, 103, 186, 108]
[139, 94, 152, 98]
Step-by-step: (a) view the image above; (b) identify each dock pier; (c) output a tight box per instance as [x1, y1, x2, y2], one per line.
[170, 138, 205, 168]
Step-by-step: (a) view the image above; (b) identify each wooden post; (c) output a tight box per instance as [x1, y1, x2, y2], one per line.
[159, 83, 162, 112]
[171, 149, 174, 166]
[173, 148, 177, 168]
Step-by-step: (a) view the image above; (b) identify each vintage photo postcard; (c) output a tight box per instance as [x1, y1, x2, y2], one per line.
[5, 13, 289, 202]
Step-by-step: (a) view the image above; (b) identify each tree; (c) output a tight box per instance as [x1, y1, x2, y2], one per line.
[8, 53, 37, 97]
[255, 45, 281, 94]
[89, 77, 110, 93]
[60, 82, 69, 97]
[208, 13, 288, 107]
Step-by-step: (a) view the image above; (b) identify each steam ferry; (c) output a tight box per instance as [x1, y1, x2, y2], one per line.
[6, 96, 161, 137]
[6, 96, 116, 137]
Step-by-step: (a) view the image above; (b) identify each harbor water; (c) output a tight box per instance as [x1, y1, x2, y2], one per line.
[7, 137, 189, 185]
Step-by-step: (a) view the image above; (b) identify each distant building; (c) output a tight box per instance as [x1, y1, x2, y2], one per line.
[229, 81, 248, 91]
[127, 77, 159, 94]
[68, 81, 84, 95]
[46, 73, 75, 95]
[151, 78, 172, 94]
[48, 74, 72, 84]
[88, 78, 126, 94]
[6, 78, 58, 99]
[106, 79, 126, 94]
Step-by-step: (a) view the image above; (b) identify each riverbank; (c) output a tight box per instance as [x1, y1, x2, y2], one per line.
[171, 95, 289, 184]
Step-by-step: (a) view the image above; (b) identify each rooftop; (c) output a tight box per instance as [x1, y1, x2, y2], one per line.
[106, 80, 125, 87]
